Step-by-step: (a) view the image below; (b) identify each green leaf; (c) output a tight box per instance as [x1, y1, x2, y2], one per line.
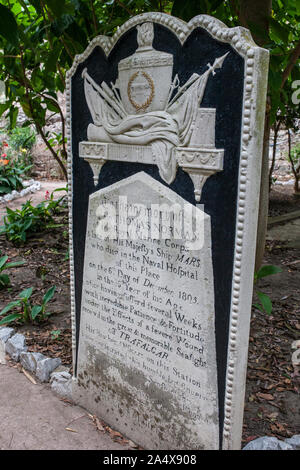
[0, 273, 10, 286]
[257, 291, 273, 315]
[0, 4, 19, 46]
[43, 285, 56, 305]
[269, 17, 289, 43]
[0, 312, 22, 325]
[0, 102, 10, 118]
[255, 265, 282, 281]
[8, 106, 18, 130]
[0, 299, 21, 316]
[5, 260, 26, 269]
[31, 304, 42, 320]
[18, 287, 33, 300]
[0, 255, 9, 270]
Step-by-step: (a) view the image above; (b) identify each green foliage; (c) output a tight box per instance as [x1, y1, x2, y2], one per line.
[0, 1, 298, 178]
[50, 328, 61, 340]
[289, 143, 300, 166]
[0, 252, 25, 287]
[0, 137, 33, 193]
[0, 193, 64, 244]
[253, 264, 283, 315]
[9, 126, 36, 151]
[0, 285, 57, 325]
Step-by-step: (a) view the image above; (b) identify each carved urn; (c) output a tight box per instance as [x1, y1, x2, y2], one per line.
[118, 22, 173, 114]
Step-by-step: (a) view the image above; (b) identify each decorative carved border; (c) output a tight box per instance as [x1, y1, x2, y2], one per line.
[128, 71, 155, 112]
[66, 12, 269, 450]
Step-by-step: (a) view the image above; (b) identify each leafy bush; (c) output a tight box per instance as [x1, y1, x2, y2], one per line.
[8, 126, 36, 151]
[253, 265, 283, 315]
[0, 285, 56, 325]
[0, 138, 32, 194]
[0, 195, 64, 244]
[0, 160, 30, 195]
[0, 252, 25, 287]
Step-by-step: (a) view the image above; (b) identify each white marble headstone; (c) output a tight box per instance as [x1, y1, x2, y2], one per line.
[74, 172, 219, 449]
[67, 12, 269, 450]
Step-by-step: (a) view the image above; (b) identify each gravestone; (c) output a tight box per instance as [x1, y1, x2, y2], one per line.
[67, 13, 269, 450]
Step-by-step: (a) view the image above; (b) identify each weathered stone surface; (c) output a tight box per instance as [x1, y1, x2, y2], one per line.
[5, 334, 27, 361]
[36, 357, 62, 382]
[20, 351, 45, 373]
[0, 327, 15, 343]
[0, 327, 15, 364]
[284, 435, 300, 450]
[74, 172, 219, 450]
[243, 436, 294, 451]
[50, 371, 72, 400]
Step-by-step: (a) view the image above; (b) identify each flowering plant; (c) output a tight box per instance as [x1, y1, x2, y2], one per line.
[0, 139, 31, 195]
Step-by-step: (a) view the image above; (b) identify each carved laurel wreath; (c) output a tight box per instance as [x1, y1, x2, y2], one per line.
[127, 71, 155, 112]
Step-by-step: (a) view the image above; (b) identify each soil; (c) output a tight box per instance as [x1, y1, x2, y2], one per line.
[0, 183, 299, 449]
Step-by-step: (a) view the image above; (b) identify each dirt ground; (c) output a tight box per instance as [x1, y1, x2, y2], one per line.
[0, 183, 299, 448]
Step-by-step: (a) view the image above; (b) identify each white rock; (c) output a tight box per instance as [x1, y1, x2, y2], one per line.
[0, 327, 15, 343]
[50, 371, 72, 400]
[20, 351, 45, 373]
[243, 436, 294, 450]
[36, 357, 62, 382]
[0, 327, 15, 364]
[5, 333, 27, 361]
[4, 193, 13, 202]
[284, 435, 300, 450]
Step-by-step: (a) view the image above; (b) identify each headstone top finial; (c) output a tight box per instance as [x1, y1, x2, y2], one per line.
[137, 22, 154, 49]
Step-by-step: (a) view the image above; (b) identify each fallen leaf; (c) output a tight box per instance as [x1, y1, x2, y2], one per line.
[93, 416, 105, 432]
[128, 439, 139, 448]
[22, 368, 37, 385]
[256, 392, 274, 401]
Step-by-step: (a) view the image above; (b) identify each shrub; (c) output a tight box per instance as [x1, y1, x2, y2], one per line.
[0, 194, 64, 243]
[0, 285, 56, 325]
[0, 139, 32, 194]
[8, 126, 36, 151]
[0, 252, 25, 287]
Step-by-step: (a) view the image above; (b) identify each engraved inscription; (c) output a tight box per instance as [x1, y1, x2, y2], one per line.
[75, 173, 219, 449]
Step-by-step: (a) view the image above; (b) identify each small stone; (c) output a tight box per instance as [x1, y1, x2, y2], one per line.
[36, 357, 62, 382]
[50, 371, 72, 400]
[284, 435, 300, 450]
[0, 327, 15, 364]
[4, 193, 13, 202]
[20, 351, 45, 373]
[0, 327, 15, 343]
[243, 436, 294, 450]
[52, 364, 70, 374]
[5, 333, 27, 361]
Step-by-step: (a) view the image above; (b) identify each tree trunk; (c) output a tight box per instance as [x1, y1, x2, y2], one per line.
[239, 0, 272, 271]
